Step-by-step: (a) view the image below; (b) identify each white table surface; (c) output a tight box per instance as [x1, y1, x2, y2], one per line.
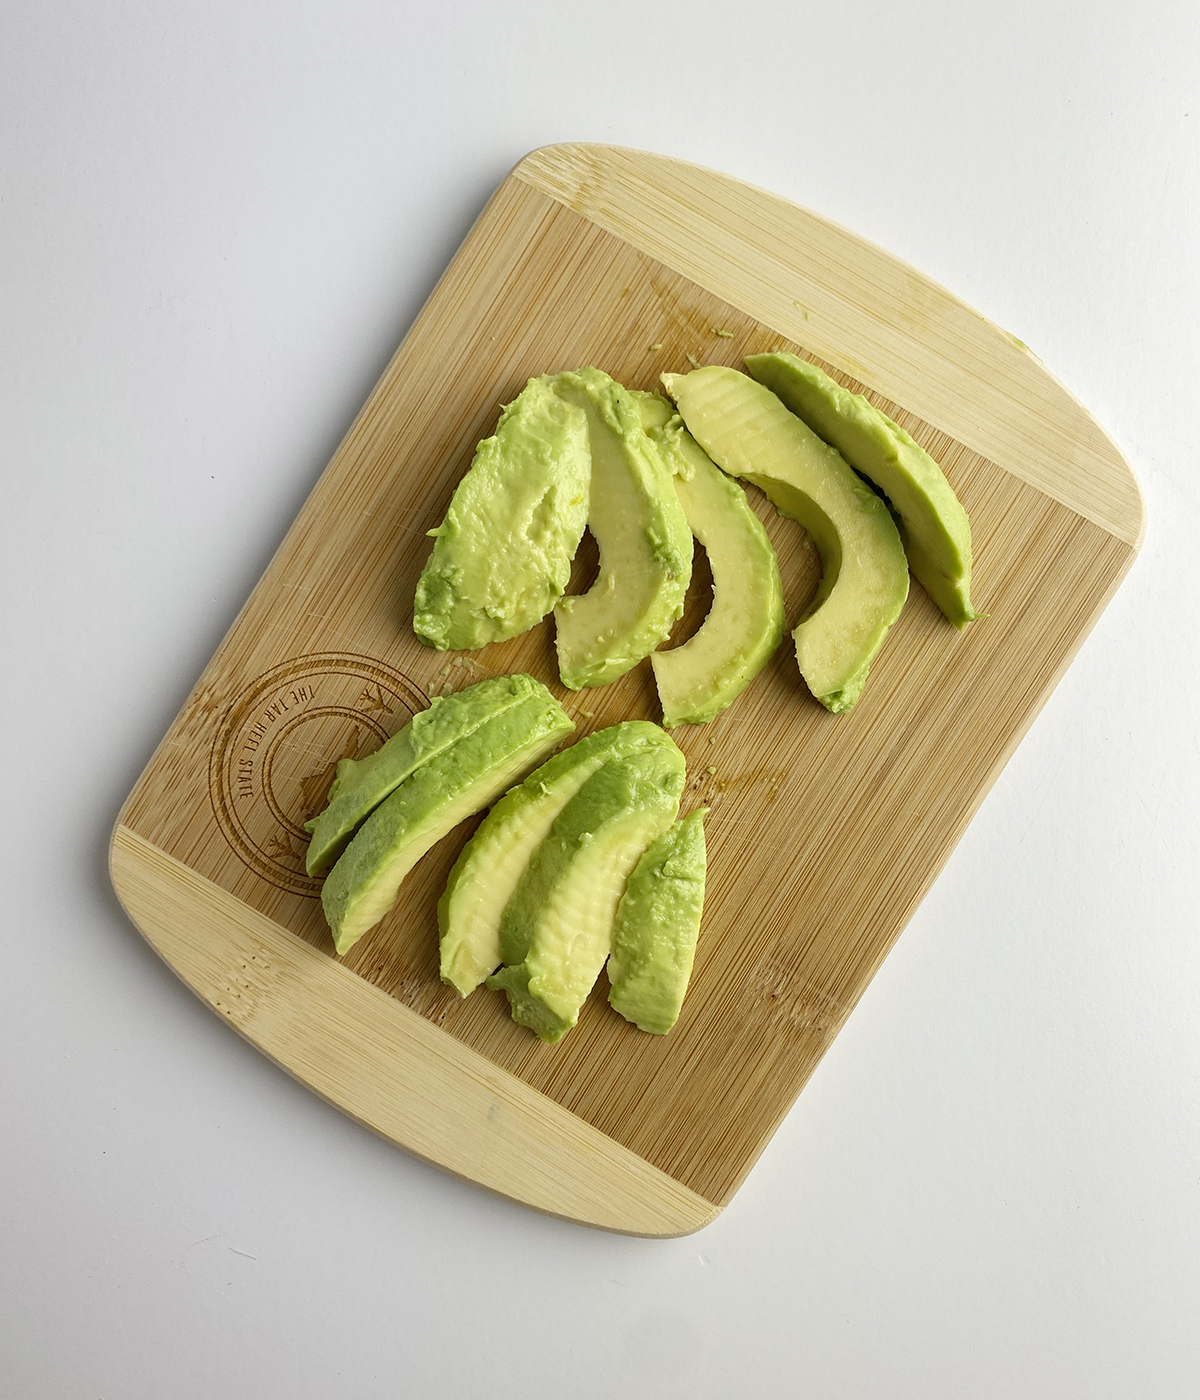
[3, 2, 1197, 1395]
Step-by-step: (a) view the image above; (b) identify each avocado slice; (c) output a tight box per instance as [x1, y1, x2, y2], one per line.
[550, 368, 692, 689]
[438, 720, 675, 996]
[413, 376, 590, 650]
[607, 807, 707, 1035]
[304, 673, 553, 877]
[487, 741, 686, 1043]
[663, 366, 909, 714]
[321, 683, 573, 956]
[635, 392, 785, 726]
[746, 351, 980, 627]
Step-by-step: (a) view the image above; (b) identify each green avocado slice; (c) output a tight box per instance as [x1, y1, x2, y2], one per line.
[413, 375, 590, 650]
[304, 673, 553, 877]
[438, 720, 675, 997]
[635, 392, 785, 726]
[321, 686, 573, 956]
[551, 368, 692, 689]
[745, 352, 980, 627]
[487, 741, 686, 1043]
[663, 366, 909, 714]
[607, 807, 708, 1035]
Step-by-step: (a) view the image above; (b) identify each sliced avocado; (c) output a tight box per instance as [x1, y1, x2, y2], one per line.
[304, 673, 551, 877]
[746, 352, 980, 627]
[607, 807, 707, 1035]
[413, 376, 590, 650]
[550, 368, 692, 689]
[321, 683, 573, 956]
[635, 392, 785, 726]
[438, 720, 674, 996]
[487, 741, 686, 1043]
[663, 366, 909, 714]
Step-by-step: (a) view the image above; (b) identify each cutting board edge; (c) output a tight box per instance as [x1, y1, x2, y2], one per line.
[512, 141, 1146, 552]
[108, 823, 721, 1238]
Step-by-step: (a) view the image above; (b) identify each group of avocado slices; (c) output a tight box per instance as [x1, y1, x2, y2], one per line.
[304, 674, 706, 1043]
[413, 364, 784, 725]
[414, 354, 979, 720]
[302, 354, 981, 1044]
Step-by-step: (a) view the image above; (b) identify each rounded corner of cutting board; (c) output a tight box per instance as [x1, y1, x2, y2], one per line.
[1087, 414, 1147, 554]
[108, 812, 149, 938]
[107, 823, 720, 1237]
[965, 328, 1148, 555]
[511, 140, 684, 186]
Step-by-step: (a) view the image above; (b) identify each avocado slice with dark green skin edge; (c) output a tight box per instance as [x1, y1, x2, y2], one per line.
[304, 673, 553, 877]
[745, 352, 980, 628]
[487, 742, 686, 1044]
[551, 368, 693, 689]
[413, 376, 591, 651]
[321, 686, 573, 957]
[607, 807, 708, 1035]
[438, 720, 677, 997]
[662, 366, 909, 714]
[634, 392, 785, 726]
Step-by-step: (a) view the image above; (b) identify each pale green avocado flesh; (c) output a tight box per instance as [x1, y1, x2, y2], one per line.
[304, 673, 549, 877]
[321, 685, 573, 957]
[635, 391, 785, 726]
[413, 376, 590, 650]
[745, 352, 980, 628]
[550, 368, 692, 689]
[437, 720, 675, 996]
[663, 367, 909, 714]
[607, 807, 707, 1035]
[487, 742, 686, 1043]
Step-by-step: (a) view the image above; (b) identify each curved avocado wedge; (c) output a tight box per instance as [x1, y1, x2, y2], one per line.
[636, 392, 785, 726]
[487, 741, 686, 1044]
[304, 673, 553, 877]
[746, 352, 980, 628]
[607, 807, 707, 1035]
[413, 375, 590, 650]
[663, 366, 909, 714]
[321, 682, 573, 957]
[438, 720, 675, 997]
[551, 368, 692, 689]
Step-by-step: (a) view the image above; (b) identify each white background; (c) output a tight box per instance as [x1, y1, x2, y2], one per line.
[3, 2, 1198, 1396]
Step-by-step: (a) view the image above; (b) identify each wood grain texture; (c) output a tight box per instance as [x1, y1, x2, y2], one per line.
[110, 145, 1144, 1230]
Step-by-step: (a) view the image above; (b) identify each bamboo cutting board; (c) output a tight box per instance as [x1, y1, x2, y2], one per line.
[110, 144, 1144, 1236]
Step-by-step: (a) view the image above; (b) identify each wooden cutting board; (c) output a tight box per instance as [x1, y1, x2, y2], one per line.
[109, 144, 1145, 1236]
